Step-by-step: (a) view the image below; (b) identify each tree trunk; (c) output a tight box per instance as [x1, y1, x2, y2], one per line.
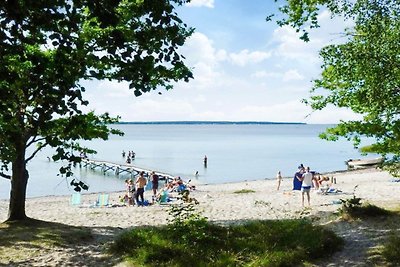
[7, 150, 29, 221]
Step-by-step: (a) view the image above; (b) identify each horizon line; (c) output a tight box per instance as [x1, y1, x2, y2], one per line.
[116, 120, 307, 125]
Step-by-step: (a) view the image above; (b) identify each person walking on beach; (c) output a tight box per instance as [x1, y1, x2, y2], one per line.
[135, 171, 147, 206]
[203, 155, 207, 168]
[276, 171, 282, 190]
[300, 166, 313, 207]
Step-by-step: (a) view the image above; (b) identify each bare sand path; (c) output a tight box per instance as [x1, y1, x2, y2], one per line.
[1, 167, 399, 266]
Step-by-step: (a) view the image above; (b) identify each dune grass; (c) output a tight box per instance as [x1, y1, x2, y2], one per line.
[109, 217, 343, 266]
[233, 189, 256, 194]
[382, 232, 400, 264]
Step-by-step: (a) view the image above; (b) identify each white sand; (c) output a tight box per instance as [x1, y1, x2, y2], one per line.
[1, 167, 399, 227]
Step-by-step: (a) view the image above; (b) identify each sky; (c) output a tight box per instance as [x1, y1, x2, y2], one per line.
[82, 0, 360, 124]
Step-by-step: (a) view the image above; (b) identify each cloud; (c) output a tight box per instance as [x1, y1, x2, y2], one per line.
[271, 9, 354, 63]
[251, 71, 280, 78]
[229, 49, 271, 66]
[282, 69, 304, 81]
[272, 26, 324, 62]
[182, 32, 272, 71]
[305, 105, 362, 124]
[181, 32, 226, 66]
[236, 100, 310, 122]
[251, 69, 304, 82]
[186, 0, 214, 8]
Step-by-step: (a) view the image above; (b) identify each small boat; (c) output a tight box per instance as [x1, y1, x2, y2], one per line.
[346, 157, 384, 168]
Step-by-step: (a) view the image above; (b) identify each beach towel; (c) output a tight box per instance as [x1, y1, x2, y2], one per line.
[145, 179, 152, 191]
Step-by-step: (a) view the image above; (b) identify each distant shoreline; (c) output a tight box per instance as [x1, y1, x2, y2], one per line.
[116, 121, 307, 125]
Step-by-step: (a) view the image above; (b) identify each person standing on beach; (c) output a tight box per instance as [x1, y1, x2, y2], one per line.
[135, 171, 147, 206]
[203, 155, 207, 168]
[293, 164, 304, 190]
[150, 171, 159, 198]
[126, 179, 135, 206]
[300, 166, 313, 207]
[276, 171, 283, 190]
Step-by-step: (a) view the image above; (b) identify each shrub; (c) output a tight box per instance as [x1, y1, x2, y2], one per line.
[339, 185, 391, 219]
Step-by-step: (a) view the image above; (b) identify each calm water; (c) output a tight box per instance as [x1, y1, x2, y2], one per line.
[0, 123, 372, 199]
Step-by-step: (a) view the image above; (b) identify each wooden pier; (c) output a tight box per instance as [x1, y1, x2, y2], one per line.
[80, 158, 174, 181]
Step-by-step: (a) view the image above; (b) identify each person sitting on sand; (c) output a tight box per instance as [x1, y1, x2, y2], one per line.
[317, 176, 341, 194]
[119, 194, 129, 205]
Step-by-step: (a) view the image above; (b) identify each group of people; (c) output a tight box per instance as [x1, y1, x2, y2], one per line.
[155, 176, 197, 204]
[122, 150, 136, 164]
[120, 171, 159, 206]
[276, 164, 338, 207]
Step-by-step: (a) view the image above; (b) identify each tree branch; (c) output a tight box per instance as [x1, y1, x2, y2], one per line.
[26, 135, 46, 148]
[0, 172, 11, 180]
[25, 142, 48, 163]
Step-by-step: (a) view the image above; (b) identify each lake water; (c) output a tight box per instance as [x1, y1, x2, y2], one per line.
[0, 123, 372, 199]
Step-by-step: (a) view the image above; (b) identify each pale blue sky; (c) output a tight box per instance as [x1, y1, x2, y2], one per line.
[83, 0, 359, 123]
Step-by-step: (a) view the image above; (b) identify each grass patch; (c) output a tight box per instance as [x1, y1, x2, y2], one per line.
[109, 219, 343, 266]
[382, 232, 400, 264]
[233, 189, 255, 194]
[0, 218, 93, 264]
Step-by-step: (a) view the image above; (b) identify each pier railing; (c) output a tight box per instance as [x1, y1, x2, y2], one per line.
[80, 158, 174, 181]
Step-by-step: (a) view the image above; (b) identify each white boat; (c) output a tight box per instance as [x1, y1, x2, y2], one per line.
[346, 157, 384, 168]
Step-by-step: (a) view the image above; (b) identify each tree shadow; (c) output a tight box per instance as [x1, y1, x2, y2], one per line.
[0, 218, 125, 266]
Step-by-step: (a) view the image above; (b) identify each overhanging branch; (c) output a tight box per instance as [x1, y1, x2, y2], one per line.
[25, 141, 48, 163]
[0, 172, 11, 180]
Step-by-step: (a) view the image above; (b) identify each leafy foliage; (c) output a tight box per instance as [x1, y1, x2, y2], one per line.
[167, 203, 211, 246]
[0, 0, 193, 220]
[274, 0, 400, 175]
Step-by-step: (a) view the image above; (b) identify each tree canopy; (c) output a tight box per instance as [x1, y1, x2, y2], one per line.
[275, 0, 400, 175]
[0, 0, 193, 221]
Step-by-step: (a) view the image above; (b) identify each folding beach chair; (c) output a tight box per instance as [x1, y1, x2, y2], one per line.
[96, 193, 109, 207]
[158, 190, 170, 205]
[70, 192, 81, 206]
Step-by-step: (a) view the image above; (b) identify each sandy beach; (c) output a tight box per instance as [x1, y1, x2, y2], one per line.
[1, 167, 400, 266]
[1, 167, 399, 228]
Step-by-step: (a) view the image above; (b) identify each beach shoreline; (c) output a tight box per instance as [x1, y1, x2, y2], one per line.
[1, 167, 399, 228]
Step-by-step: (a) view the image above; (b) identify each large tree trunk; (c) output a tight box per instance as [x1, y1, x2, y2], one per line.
[7, 149, 29, 221]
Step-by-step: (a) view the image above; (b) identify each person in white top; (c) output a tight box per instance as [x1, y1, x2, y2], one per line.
[300, 166, 313, 207]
